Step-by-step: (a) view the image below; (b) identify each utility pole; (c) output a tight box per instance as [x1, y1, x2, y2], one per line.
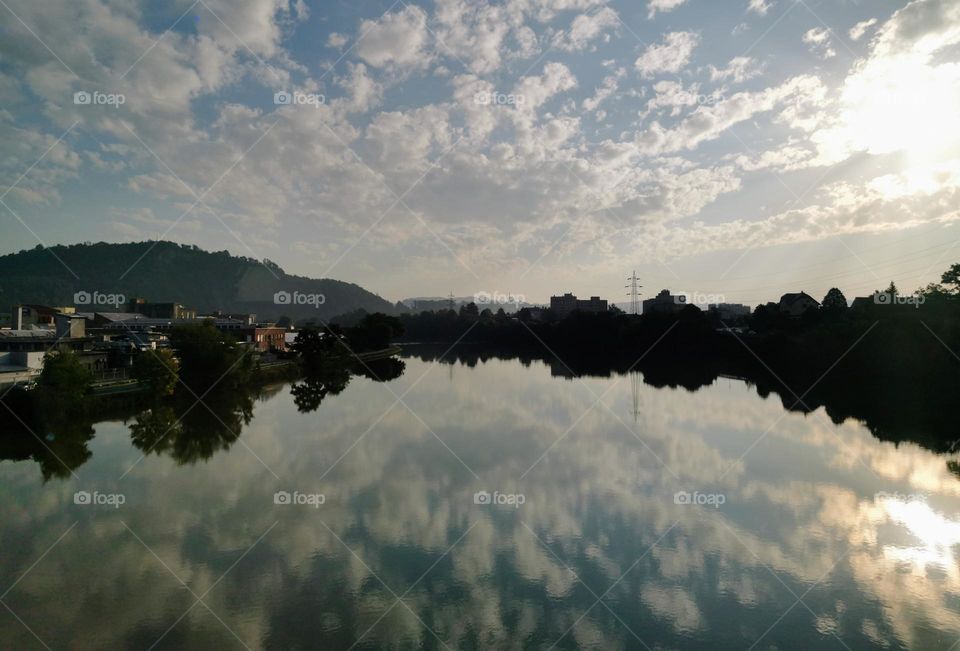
[626, 271, 643, 315]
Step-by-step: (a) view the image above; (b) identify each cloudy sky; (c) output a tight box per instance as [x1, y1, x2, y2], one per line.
[2, 0, 959, 305]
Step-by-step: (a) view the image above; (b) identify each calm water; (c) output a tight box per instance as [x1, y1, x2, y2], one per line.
[1, 353, 959, 650]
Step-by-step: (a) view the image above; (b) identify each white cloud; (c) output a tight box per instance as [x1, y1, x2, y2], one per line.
[636, 75, 827, 155]
[810, 0, 960, 166]
[553, 7, 620, 51]
[747, 0, 773, 16]
[647, 0, 688, 20]
[582, 68, 625, 112]
[635, 31, 700, 78]
[849, 18, 878, 41]
[804, 27, 837, 59]
[326, 32, 348, 48]
[354, 4, 431, 71]
[708, 56, 762, 84]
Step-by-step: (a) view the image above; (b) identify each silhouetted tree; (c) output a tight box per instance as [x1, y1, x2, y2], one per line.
[941, 263, 960, 294]
[821, 287, 848, 314]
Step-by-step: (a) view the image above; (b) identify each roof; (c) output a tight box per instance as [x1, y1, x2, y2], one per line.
[101, 317, 245, 328]
[95, 312, 142, 322]
[779, 292, 820, 306]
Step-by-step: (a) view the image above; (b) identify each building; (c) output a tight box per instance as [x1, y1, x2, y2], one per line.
[130, 299, 197, 319]
[209, 310, 257, 325]
[708, 303, 752, 322]
[12, 304, 75, 329]
[642, 290, 687, 315]
[549, 293, 608, 318]
[242, 325, 287, 352]
[778, 292, 820, 318]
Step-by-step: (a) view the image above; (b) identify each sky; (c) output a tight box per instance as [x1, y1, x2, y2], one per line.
[1, 0, 960, 307]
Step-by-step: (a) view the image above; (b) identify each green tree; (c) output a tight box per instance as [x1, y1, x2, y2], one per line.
[132, 348, 179, 395]
[821, 287, 848, 314]
[169, 322, 251, 393]
[38, 349, 92, 413]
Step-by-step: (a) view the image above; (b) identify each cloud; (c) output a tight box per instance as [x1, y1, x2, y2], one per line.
[582, 68, 625, 112]
[354, 4, 431, 71]
[635, 31, 700, 78]
[849, 18, 878, 41]
[803, 27, 837, 59]
[553, 7, 620, 51]
[647, 0, 688, 20]
[326, 32, 349, 48]
[636, 75, 827, 155]
[708, 56, 762, 84]
[747, 0, 773, 16]
[810, 0, 960, 165]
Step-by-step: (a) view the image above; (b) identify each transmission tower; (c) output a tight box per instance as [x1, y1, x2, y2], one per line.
[626, 271, 643, 315]
[448, 292, 455, 311]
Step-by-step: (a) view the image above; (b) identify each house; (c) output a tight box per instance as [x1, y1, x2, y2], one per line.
[549, 293, 608, 318]
[778, 292, 820, 318]
[642, 290, 687, 315]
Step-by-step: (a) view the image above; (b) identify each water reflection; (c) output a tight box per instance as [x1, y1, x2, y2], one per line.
[0, 352, 958, 649]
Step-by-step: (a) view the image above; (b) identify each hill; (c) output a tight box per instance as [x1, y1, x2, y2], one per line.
[0, 241, 393, 322]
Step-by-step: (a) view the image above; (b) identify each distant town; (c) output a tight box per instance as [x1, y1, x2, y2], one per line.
[0, 283, 901, 391]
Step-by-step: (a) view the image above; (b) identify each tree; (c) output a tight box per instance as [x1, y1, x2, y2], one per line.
[941, 263, 960, 294]
[919, 282, 950, 299]
[291, 326, 342, 371]
[821, 287, 848, 314]
[38, 349, 92, 413]
[168, 322, 251, 393]
[886, 281, 899, 298]
[132, 348, 179, 396]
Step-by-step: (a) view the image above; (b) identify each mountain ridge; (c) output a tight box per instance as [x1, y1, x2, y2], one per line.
[0, 241, 393, 322]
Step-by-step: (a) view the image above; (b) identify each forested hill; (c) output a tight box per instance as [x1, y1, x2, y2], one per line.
[0, 241, 393, 322]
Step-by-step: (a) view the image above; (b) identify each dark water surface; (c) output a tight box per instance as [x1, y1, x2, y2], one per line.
[1, 353, 959, 649]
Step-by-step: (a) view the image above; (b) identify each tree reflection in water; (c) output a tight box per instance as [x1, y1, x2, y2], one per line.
[128, 389, 254, 465]
[291, 357, 405, 413]
[0, 355, 409, 477]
